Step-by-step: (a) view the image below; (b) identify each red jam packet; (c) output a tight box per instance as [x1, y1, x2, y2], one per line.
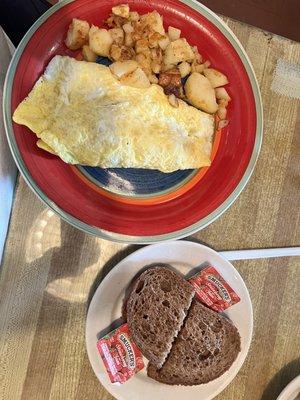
[97, 323, 144, 384]
[188, 265, 241, 312]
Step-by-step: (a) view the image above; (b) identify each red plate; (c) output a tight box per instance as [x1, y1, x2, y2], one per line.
[4, 0, 263, 242]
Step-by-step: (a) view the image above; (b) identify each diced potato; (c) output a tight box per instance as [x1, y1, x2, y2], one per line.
[125, 33, 133, 47]
[184, 72, 218, 113]
[217, 106, 227, 120]
[192, 46, 203, 63]
[65, 18, 89, 50]
[218, 119, 229, 129]
[218, 98, 229, 107]
[151, 60, 161, 74]
[109, 28, 124, 45]
[140, 11, 165, 35]
[135, 38, 149, 53]
[215, 87, 231, 101]
[82, 45, 97, 62]
[109, 60, 138, 78]
[168, 26, 181, 41]
[120, 67, 151, 88]
[129, 11, 140, 21]
[178, 61, 191, 78]
[163, 38, 194, 65]
[123, 22, 134, 33]
[158, 36, 170, 51]
[203, 68, 228, 88]
[135, 52, 151, 75]
[150, 47, 163, 64]
[191, 62, 205, 73]
[148, 32, 164, 48]
[110, 43, 122, 60]
[89, 26, 113, 56]
[112, 4, 130, 19]
[110, 44, 135, 61]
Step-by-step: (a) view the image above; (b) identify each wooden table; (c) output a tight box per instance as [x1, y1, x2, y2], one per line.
[0, 17, 299, 400]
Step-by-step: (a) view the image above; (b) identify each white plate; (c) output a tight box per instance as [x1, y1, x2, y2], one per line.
[277, 376, 300, 400]
[86, 241, 253, 400]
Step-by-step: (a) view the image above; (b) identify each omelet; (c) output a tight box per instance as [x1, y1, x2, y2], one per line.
[13, 55, 214, 172]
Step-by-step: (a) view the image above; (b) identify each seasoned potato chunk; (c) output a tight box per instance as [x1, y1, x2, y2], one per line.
[129, 11, 140, 22]
[185, 72, 218, 113]
[163, 39, 194, 65]
[82, 45, 97, 62]
[109, 60, 138, 78]
[215, 87, 231, 101]
[168, 26, 181, 41]
[109, 28, 124, 45]
[135, 38, 150, 54]
[203, 68, 228, 88]
[178, 61, 191, 78]
[110, 44, 135, 61]
[112, 4, 130, 19]
[158, 36, 170, 50]
[140, 11, 165, 35]
[89, 26, 113, 56]
[120, 67, 151, 88]
[65, 18, 89, 50]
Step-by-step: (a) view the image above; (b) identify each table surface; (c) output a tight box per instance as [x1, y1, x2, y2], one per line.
[1, 16, 300, 400]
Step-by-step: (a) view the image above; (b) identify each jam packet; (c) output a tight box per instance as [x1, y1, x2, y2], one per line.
[97, 323, 144, 384]
[188, 265, 241, 312]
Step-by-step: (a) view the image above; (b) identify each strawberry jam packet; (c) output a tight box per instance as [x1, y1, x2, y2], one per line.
[97, 323, 144, 384]
[188, 265, 241, 312]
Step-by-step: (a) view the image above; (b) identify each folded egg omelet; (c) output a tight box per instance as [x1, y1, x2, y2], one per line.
[13, 55, 214, 172]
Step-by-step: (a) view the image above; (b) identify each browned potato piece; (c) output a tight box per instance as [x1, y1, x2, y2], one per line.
[158, 36, 170, 50]
[129, 11, 140, 22]
[140, 11, 165, 35]
[135, 52, 152, 76]
[124, 32, 134, 47]
[112, 4, 130, 19]
[89, 26, 113, 56]
[163, 38, 194, 65]
[185, 72, 218, 113]
[110, 44, 135, 61]
[109, 60, 138, 78]
[65, 18, 89, 50]
[82, 45, 97, 62]
[148, 32, 164, 48]
[203, 68, 228, 88]
[178, 61, 191, 78]
[168, 26, 181, 41]
[120, 67, 151, 88]
[215, 87, 231, 101]
[217, 106, 227, 120]
[109, 28, 124, 45]
[135, 38, 149, 53]
[192, 46, 203, 63]
[150, 47, 163, 63]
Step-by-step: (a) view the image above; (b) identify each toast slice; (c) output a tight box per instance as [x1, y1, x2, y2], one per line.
[147, 300, 241, 385]
[126, 266, 195, 368]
